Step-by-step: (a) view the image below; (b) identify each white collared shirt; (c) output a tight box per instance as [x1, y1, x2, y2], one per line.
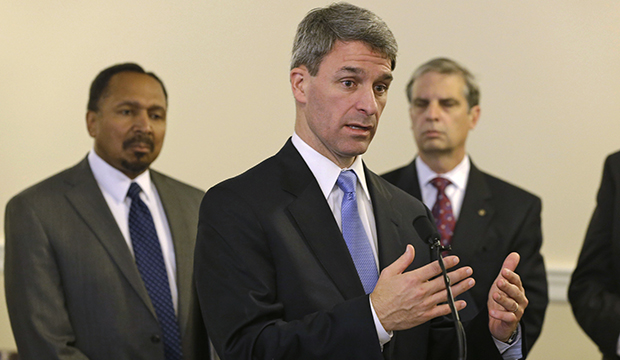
[291, 134, 379, 267]
[291, 133, 391, 346]
[88, 150, 179, 313]
[416, 155, 470, 218]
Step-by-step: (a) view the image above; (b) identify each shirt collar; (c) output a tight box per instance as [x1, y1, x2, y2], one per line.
[415, 154, 470, 191]
[291, 133, 371, 200]
[88, 149, 154, 203]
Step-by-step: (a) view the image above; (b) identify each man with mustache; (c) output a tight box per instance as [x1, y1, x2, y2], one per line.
[382, 58, 548, 358]
[4, 63, 213, 360]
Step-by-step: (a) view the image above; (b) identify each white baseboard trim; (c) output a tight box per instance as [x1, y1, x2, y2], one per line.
[0, 235, 573, 303]
[547, 266, 572, 303]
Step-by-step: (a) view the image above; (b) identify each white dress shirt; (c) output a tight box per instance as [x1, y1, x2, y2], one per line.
[88, 150, 179, 313]
[291, 133, 392, 347]
[416, 155, 470, 219]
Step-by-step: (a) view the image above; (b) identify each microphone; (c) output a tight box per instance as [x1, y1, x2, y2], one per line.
[412, 215, 466, 360]
[412, 215, 441, 248]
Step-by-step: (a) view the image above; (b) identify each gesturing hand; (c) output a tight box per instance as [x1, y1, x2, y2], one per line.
[370, 244, 475, 331]
[488, 252, 528, 342]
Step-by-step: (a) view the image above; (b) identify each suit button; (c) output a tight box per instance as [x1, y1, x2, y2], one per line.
[151, 334, 161, 343]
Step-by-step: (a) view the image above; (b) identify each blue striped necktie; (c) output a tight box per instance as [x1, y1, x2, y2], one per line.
[336, 170, 379, 294]
[127, 182, 183, 360]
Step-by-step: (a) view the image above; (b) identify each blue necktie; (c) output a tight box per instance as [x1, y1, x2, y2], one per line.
[336, 170, 379, 294]
[127, 183, 183, 360]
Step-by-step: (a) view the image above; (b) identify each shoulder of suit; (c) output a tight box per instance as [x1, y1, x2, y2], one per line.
[478, 169, 541, 204]
[8, 159, 89, 204]
[207, 154, 279, 195]
[207, 144, 308, 197]
[380, 162, 413, 183]
[597, 151, 620, 183]
[370, 171, 427, 209]
[149, 169, 204, 199]
[605, 150, 620, 167]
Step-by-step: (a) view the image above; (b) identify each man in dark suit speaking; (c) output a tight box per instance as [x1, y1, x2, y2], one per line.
[382, 58, 548, 358]
[4, 63, 211, 360]
[195, 4, 530, 359]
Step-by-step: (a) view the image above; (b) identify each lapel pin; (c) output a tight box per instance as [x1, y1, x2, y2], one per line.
[478, 209, 486, 217]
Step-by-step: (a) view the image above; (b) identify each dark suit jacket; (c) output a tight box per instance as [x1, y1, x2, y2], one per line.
[569, 151, 620, 360]
[195, 140, 502, 360]
[4, 157, 210, 360]
[382, 158, 548, 357]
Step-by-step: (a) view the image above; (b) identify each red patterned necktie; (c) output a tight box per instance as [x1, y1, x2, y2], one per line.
[430, 177, 455, 251]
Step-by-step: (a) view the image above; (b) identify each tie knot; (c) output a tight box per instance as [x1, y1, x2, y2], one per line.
[430, 177, 451, 193]
[127, 182, 143, 201]
[336, 170, 358, 194]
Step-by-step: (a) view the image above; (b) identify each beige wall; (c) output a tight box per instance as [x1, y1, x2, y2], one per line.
[0, 275, 14, 349]
[1, 0, 619, 357]
[529, 301, 599, 359]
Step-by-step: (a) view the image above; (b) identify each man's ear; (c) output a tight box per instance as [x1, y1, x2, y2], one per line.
[468, 105, 481, 130]
[290, 66, 309, 104]
[86, 110, 97, 138]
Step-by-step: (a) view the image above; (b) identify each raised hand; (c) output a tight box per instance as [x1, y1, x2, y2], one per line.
[488, 252, 528, 342]
[371, 244, 475, 331]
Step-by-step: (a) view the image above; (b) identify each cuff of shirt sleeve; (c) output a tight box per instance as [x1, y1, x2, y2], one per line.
[369, 297, 393, 349]
[493, 323, 523, 360]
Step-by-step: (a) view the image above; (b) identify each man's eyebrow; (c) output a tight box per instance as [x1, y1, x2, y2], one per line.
[113, 101, 166, 111]
[336, 66, 393, 82]
[413, 96, 459, 102]
[337, 66, 363, 75]
[380, 73, 393, 82]
[113, 101, 140, 107]
[148, 104, 166, 111]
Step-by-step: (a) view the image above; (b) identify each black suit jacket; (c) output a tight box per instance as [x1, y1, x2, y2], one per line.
[195, 140, 502, 360]
[4, 157, 210, 360]
[382, 158, 548, 357]
[569, 151, 620, 360]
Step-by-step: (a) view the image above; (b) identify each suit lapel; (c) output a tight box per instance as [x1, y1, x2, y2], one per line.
[365, 167, 405, 270]
[395, 160, 422, 200]
[151, 171, 195, 334]
[450, 162, 495, 258]
[369, 166, 430, 276]
[64, 158, 155, 315]
[279, 141, 366, 300]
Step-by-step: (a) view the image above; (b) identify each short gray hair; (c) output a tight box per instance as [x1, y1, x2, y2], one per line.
[291, 2, 398, 76]
[405, 57, 480, 109]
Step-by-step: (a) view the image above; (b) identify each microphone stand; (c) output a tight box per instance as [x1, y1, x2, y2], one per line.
[429, 239, 467, 360]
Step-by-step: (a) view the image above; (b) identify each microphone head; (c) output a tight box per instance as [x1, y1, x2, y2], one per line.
[412, 216, 441, 246]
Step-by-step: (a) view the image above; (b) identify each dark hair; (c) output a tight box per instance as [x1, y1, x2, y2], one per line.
[291, 2, 397, 76]
[405, 57, 480, 109]
[87, 63, 167, 111]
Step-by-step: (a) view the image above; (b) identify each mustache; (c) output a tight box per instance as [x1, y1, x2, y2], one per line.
[123, 133, 154, 151]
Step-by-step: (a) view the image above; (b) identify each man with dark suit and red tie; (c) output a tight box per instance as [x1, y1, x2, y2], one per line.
[195, 5, 534, 359]
[4, 63, 213, 360]
[382, 58, 548, 358]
